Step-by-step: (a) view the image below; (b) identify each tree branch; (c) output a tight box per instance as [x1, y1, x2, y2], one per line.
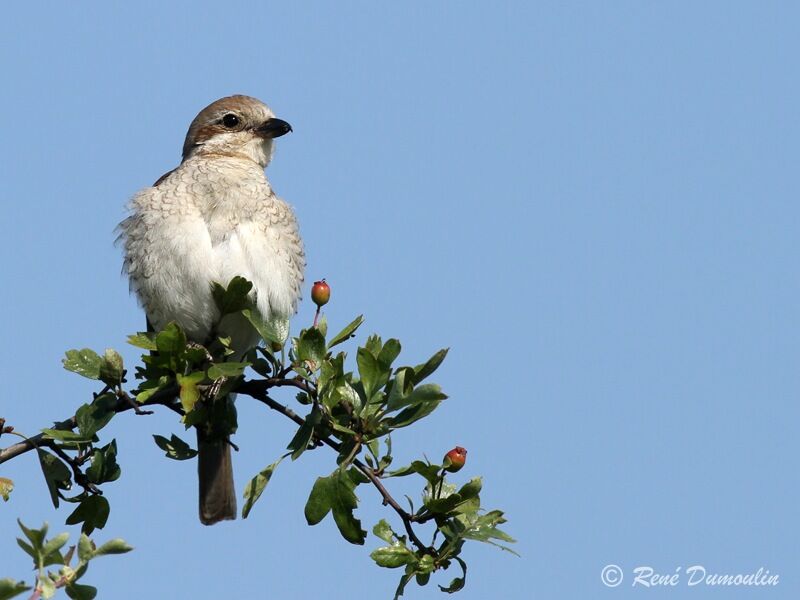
[0, 386, 180, 465]
[236, 378, 433, 553]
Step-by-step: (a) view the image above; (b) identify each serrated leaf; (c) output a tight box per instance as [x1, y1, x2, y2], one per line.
[207, 361, 250, 380]
[153, 434, 197, 460]
[0, 579, 31, 600]
[328, 315, 364, 348]
[241, 456, 284, 518]
[63, 349, 103, 379]
[92, 538, 133, 556]
[370, 543, 417, 568]
[127, 332, 157, 350]
[66, 496, 110, 535]
[0, 477, 13, 501]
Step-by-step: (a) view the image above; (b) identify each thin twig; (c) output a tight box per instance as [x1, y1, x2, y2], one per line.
[0, 386, 179, 465]
[237, 381, 433, 553]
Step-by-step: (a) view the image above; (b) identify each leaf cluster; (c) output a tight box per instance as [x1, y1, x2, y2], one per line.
[1, 520, 131, 600]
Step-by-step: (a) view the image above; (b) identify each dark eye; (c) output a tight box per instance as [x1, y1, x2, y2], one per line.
[222, 113, 240, 128]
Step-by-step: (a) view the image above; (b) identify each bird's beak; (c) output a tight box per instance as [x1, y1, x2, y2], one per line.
[255, 118, 293, 139]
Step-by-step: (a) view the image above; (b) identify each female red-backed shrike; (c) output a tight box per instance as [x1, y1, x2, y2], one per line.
[118, 95, 305, 524]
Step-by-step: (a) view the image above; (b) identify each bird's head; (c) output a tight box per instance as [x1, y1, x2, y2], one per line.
[181, 95, 292, 167]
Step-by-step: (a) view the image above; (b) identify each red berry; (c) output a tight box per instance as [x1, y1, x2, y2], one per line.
[311, 279, 330, 307]
[443, 446, 467, 472]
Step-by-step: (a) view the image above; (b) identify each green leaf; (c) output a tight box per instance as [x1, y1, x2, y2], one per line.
[304, 470, 366, 545]
[76, 392, 116, 438]
[77, 533, 93, 562]
[176, 372, 205, 413]
[304, 475, 333, 525]
[99, 349, 124, 385]
[452, 510, 519, 555]
[365, 334, 383, 357]
[207, 361, 250, 380]
[386, 397, 444, 429]
[328, 315, 365, 348]
[15, 538, 36, 561]
[17, 519, 47, 553]
[155, 322, 187, 355]
[127, 332, 157, 351]
[0, 477, 13, 501]
[211, 276, 253, 315]
[316, 313, 328, 337]
[417, 553, 436, 575]
[37, 576, 56, 600]
[386, 383, 447, 413]
[153, 434, 197, 460]
[370, 542, 417, 568]
[63, 349, 103, 379]
[242, 309, 289, 345]
[0, 579, 31, 600]
[393, 567, 415, 600]
[378, 339, 402, 367]
[438, 557, 467, 593]
[425, 477, 482, 515]
[86, 441, 121, 485]
[296, 327, 326, 368]
[135, 375, 172, 404]
[372, 519, 396, 543]
[41, 532, 69, 561]
[241, 456, 285, 518]
[287, 406, 322, 460]
[40, 429, 93, 443]
[387, 460, 441, 486]
[64, 583, 97, 600]
[66, 496, 110, 536]
[92, 538, 133, 556]
[37, 450, 72, 508]
[413, 348, 449, 384]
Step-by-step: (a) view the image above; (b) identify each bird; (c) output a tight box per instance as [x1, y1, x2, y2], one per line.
[118, 95, 305, 525]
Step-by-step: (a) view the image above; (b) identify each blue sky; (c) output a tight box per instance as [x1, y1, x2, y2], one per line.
[1, 2, 798, 598]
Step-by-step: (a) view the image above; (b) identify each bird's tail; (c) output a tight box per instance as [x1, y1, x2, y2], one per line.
[197, 428, 237, 525]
